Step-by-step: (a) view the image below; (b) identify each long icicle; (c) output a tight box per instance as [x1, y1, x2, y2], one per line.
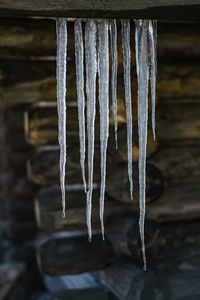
[148, 20, 157, 141]
[97, 20, 109, 239]
[56, 18, 67, 217]
[74, 20, 87, 193]
[121, 20, 133, 200]
[135, 19, 149, 271]
[85, 20, 97, 240]
[109, 19, 118, 149]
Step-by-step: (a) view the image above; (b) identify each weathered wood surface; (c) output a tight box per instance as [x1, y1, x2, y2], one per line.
[98, 258, 200, 300]
[0, 0, 200, 19]
[97, 258, 159, 300]
[37, 233, 117, 276]
[27, 145, 104, 185]
[42, 273, 116, 300]
[106, 163, 164, 204]
[150, 146, 200, 181]
[1, 60, 199, 107]
[27, 144, 200, 186]
[0, 20, 200, 108]
[25, 102, 158, 162]
[35, 186, 135, 232]
[25, 102, 200, 147]
[106, 213, 164, 263]
[0, 19, 200, 60]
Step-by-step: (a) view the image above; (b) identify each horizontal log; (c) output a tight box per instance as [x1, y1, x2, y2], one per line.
[35, 186, 135, 232]
[25, 102, 200, 147]
[98, 258, 200, 299]
[150, 146, 200, 181]
[0, 18, 200, 61]
[42, 273, 115, 300]
[0, 1, 200, 19]
[25, 102, 158, 160]
[97, 257, 159, 300]
[157, 103, 200, 144]
[107, 166, 200, 222]
[1, 53, 200, 107]
[147, 181, 200, 222]
[106, 163, 165, 204]
[37, 233, 117, 276]
[106, 213, 164, 264]
[27, 145, 115, 186]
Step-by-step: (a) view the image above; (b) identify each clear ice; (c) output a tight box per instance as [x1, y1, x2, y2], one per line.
[121, 20, 133, 200]
[55, 19, 157, 259]
[85, 20, 97, 241]
[56, 18, 67, 217]
[148, 20, 157, 140]
[74, 20, 87, 192]
[109, 19, 118, 149]
[97, 20, 109, 239]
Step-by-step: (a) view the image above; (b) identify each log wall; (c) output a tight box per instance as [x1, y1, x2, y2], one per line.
[0, 16, 200, 299]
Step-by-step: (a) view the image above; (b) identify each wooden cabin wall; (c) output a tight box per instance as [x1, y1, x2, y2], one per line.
[0, 17, 200, 299]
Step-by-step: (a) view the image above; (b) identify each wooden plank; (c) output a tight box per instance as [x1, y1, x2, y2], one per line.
[157, 103, 200, 144]
[37, 233, 117, 276]
[97, 258, 159, 299]
[27, 145, 115, 186]
[0, 18, 200, 60]
[35, 186, 134, 232]
[0, 1, 200, 19]
[1, 58, 200, 107]
[150, 146, 200, 181]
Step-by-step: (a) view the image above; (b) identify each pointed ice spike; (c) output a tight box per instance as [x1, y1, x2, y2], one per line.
[148, 20, 157, 141]
[121, 19, 133, 200]
[85, 20, 97, 240]
[74, 20, 87, 193]
[135, 19, 150, 271]
[56, 18, 67, 217]
[109, 19, 118, 149]
[97, 20, 109, 239]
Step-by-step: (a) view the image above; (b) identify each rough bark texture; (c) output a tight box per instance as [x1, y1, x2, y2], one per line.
[0, 0, 199, 19]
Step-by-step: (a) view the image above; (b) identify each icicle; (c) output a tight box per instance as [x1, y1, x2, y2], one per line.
[97, 20, 109, 239]
[148, 20, 157, 140]
[135, 20, 150, 271]
[121, 20, 133, 200]
[85, 20, 97, 240]
[74, 20, 87, 193]
[109, 19, 118, 149]
[56, 18, 67, 217]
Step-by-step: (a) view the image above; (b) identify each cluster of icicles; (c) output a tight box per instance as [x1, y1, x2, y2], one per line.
[56, 18, 157, 270]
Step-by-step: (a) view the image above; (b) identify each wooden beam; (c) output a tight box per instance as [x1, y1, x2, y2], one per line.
[0, 1, 199, 19]
[37, 233, 117, 276]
